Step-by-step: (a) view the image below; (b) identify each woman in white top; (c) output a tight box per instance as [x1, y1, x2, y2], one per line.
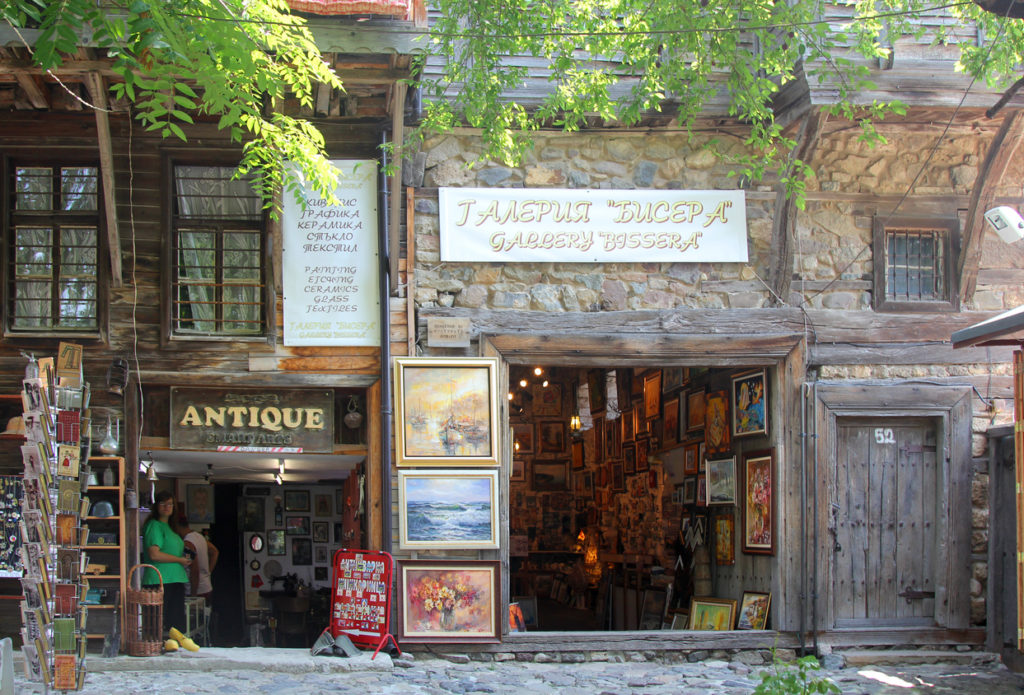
[179, 518, 219, 599]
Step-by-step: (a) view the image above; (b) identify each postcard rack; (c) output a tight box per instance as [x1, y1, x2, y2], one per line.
[19, 343, 92, 691]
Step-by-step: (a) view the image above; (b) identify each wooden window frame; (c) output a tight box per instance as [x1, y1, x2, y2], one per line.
[160, 151, 273, 348]
[873, 215, 960, 313]
[1, 155, 109, 342]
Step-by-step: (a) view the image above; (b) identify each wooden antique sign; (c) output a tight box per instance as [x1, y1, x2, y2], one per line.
[169, 387, 334, 453]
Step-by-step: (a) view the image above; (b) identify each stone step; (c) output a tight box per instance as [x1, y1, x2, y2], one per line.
[837, 649, 992, 667]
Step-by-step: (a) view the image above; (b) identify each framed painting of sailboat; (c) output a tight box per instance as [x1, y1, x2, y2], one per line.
[394, 357, 500, 466]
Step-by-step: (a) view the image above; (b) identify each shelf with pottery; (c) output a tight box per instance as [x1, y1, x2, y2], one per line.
[77, 455, 126, 646]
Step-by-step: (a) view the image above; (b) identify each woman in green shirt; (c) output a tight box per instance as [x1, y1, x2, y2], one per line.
[142, 491, 191, 638]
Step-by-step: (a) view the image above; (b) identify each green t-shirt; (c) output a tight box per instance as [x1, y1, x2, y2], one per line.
[142, 519, 189, 585]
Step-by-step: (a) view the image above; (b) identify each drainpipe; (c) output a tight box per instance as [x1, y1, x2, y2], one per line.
[379, 134, 393, 551]
[799, 382, 809, 655]
[810, 381, 820, 656]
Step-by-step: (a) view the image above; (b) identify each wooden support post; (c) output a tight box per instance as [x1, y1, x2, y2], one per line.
[84, 72, 123, 288]
[1014, 350, 1024, 650]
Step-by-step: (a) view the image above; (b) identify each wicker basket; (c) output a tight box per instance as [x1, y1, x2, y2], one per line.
[126, 564, 164, 657]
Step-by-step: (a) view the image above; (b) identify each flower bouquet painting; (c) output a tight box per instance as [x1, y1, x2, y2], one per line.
[399, 561, 499, 642]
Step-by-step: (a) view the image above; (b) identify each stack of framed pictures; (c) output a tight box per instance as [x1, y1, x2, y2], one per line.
[393, 357, 501, 643]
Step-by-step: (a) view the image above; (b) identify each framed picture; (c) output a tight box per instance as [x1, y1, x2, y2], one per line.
[732, 369, 768, 438]
[714, 512, 735, 565]
[611, 461, 625, 492]
[643, 371, 661, 419]
[592, 415, 604, 459]
[314, 545, 330, 564]
[743, 449, 775, 555]
[531, 383, 562, 417]
[267, 529, 286, 556]
[688, 597, 737, 630]
[398, 560, 500, 642]
[532, 459, 568, 491]
[686, 387, 706, 433]
[291, 537, 312, 566]
[314, 494, 332, 517]
[398, 469, 499, 549]
[699, 441, 707, 471]
[512, 595, 538, 629]
[604, 417, 620, 458]
[704, 389, 731, 455]
[663, 398, 680, 447]
[538, 421, 566, 454]
[312, 521, 329, 543]
[334, 522, 344, 544]
[285, 516, 309, 536]
[696, 477, 707, 507]
[512, 422, 534, 455]
[314, 567, 328, 581]
[639, 588, 670, 630]
[670, 613, 689, 630]
[737, 591, 772, 630]
[706, 456, 737, 505]
[336, 488, 345, 515]
[239, 497, 265, 532]
[394, 357, 499, 466]
[623, 444, 636, 474]
[682, 477, 697, 505]
[621, 407, 635, 443]
[587, 369, 606, 414]
[571, 440, 585, 471]
[636, 437, 649, 472]
[511, 459, 526, 482]
[662, 367, 685, 394]
[683, 441, 700, 475]
[284, 489, 309, 512]
[186, 484, 215, 524]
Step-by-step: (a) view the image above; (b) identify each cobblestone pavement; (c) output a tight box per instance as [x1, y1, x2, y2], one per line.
[11, 651, 1024, 695]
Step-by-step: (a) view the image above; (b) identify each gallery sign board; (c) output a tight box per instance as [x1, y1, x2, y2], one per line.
[439, 187, 749, 263]
[281, 159, 380, 346]
[170, 387, 334, 453]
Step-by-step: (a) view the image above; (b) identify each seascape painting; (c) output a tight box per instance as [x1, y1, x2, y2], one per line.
[395, 358, 499, 466]
[399, 469, 499, 549]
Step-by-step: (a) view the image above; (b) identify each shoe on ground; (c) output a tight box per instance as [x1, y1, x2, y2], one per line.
[168, 627, 186, 643]
[180, 636, 200, 652]
[164, 639, 179, 652]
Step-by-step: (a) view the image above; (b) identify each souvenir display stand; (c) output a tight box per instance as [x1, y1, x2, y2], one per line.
[18, 344, 92, 690]
[329, 548, 399, 659]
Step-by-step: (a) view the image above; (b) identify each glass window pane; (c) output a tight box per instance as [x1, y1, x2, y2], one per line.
[16, 167, 52, 210]
[886, 229, 946, 302]
[174, 166, 261, 220]
[61, 167, 98, 211]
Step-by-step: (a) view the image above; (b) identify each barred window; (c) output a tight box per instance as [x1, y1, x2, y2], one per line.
[171, 165, 266, 337]
[873, 216, 959, 313]
[7, 165, 100, 333]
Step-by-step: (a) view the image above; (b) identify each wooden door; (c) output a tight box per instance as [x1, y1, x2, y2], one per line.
[832, 417, 939, 627]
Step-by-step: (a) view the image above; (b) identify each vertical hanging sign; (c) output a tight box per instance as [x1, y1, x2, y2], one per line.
[282, 160, 380, 346]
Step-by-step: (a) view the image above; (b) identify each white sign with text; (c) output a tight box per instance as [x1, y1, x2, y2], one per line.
[282, 160, 380, 346]
[440, 187, 748, 263]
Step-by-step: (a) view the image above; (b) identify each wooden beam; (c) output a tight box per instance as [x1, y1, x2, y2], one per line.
[84, 72, 122, 287]
[958, 110, 1024, 302]
[406, 185, 416, 356]
[388, 80, 406, 293]
[768, 108, 825, 303]
[15, 73, 48, 108]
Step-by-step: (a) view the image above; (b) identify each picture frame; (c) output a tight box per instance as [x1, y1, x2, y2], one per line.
[571, 440, 585, 471]
[643, 371, 661, 419]
[511, 459, 526, 482]
[394, 357, 500, 466]
[538, 421, 566, 454]
[512, 422, 534, 455]
[704, 389, 731, 455]
[285, 516, 309, 536]
[696, 477, 707, 507]
[186, 484, 215, 524]
[267, 529, 286, 556]
[623, 444, 636, 474]
[686, 387, 706, 433]
[663, 398, 680, 447]
[531, 383, 562, 417]
[604, 417, 620, 458]
[512, 595, 538, 629]
[706, 456, 737, 505]
[682, 477, 697, 505]
[611, 461, 625, 492]
[714, 511, 735, 565]
[621, 407, 635, 443]
[291, 537, 312, 566]
[532, 459, 569, 492]
[639, 588, 670, 630]
[314, 493, 332, 517]
[239, 496, 265, 532]
[670, 613, 689, 630]
[662, 367, 686, 394]
[398, 469, 500, 549]
[314, 545, 330, 565]
[284, 489, 309, 512]
[587, 369, 606, 414]
[688, 597, 737, 630]
[398, 560, 500, 643]
[736, 591, 772, 630]
[683, 441, 700, 475]
[312, 521, 329, 543]
[314, 566, 328, 582]
[636, 437, 649, 472]
[732, 369, 768, 438]
[334, 522, 344, 544]
[743, 449, 775, 555]
[592, 415, 604, 459]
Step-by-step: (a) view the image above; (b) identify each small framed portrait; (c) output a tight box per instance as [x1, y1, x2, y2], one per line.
[186, 485, 215, 524]
[538, 421, 566, 454]
[704, 389, 731, 455]
[683, 441, 700, 475]
[314, 494, 332, 517]
[312, 521, 329, 543]
[636, 438, 650, 472]
[682, 477, 697, 505]
[314, 545, 331, 564]
[284, 489, 309, 512]
[643, 371, 662, 419]
[663, 398, 680, 447]
[314, 566, 328, 582]
[532, 383, 563, 417]
[511, 459, 526, 482]
[292, 537, 312, 566]
[706, 456, 737, 505]
[621, 407, 635, 443]
[239, 497, 265, 532]
[737, 591, 772, 630]
[267, 529, 286, 556]
[286, 516, 309, 536]
[686, 387, 706, 433]
[623, 444, 637, 474]
[512, 422, 534, 455]
[732, 369, 768, 438]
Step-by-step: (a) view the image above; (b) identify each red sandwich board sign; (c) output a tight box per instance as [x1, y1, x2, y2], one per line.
[330, 548, 400, 659]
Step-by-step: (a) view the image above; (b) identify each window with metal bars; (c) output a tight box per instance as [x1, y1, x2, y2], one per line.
[872, 216, 959, 312]
[170, 165, 266, 337]
[5, 164, 101, 334]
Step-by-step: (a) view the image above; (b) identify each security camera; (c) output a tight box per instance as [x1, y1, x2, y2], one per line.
[984, 206, 1024, 244]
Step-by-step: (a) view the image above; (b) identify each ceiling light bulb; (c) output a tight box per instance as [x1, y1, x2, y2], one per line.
[533, 367, 543, 376]
[542, 379, 549, 388]
[507, 392, 514, 400]
[519, 379, 528, 388]
[275, 473, 283, 485]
